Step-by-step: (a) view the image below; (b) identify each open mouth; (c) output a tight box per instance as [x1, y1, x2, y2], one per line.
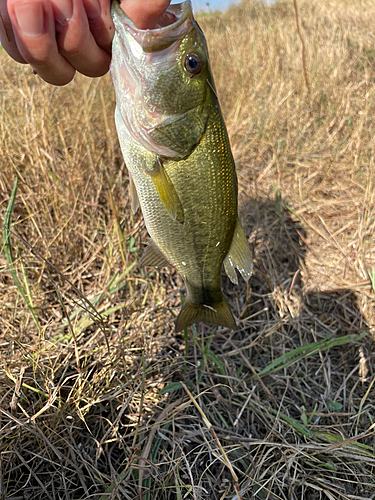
[112, 0, 193, 52]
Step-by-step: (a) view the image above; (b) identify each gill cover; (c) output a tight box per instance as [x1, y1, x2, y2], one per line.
[110, 0, 214, 159]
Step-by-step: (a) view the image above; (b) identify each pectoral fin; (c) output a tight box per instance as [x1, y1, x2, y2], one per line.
[128, 171, 140, 214]
[147, 157, 184, 224]
[140, 239, 169, 268]
[224, 219, 253, 285]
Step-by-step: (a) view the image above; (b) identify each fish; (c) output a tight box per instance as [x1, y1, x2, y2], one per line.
[110, 0, 253, 332]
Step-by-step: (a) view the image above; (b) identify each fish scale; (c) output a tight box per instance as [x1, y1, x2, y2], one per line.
[111, 0, 253, 331]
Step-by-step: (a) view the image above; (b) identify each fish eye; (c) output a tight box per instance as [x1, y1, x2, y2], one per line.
[184, 53, 202, 75]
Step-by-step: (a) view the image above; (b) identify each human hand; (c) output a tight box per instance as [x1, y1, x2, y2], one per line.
[120, 0, 172, 30]
[0, 0, 171, 86]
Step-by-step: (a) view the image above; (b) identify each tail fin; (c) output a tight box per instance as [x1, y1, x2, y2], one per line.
[175, 295, 236, 332]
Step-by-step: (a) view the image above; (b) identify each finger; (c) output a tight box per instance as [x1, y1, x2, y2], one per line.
[120, 0, 171, 29]
[7, 0, 76, 85]
[52, 0, 111, 78]
[0, 0, 26, 62]
[81, 0, 113, 53]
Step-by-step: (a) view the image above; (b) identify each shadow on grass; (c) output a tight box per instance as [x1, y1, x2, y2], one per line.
[1, 194, 374, 500]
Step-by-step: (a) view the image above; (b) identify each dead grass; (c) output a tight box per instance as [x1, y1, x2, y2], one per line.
[1, 0, 375, 498]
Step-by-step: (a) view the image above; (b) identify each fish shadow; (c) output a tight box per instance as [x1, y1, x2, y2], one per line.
[222, 193, 369, 342]
[223, 194, 308, 326]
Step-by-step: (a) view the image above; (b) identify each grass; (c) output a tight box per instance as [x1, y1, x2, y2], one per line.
[1, 0, 375, 498]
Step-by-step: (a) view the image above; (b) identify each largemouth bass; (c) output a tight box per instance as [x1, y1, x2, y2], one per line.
[110, 0, 252, 332]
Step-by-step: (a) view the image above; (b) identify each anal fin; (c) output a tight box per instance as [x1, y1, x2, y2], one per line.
[224, 218, 253, 285]
[147, 157, 184, 224]
[140, 239, 169, 268]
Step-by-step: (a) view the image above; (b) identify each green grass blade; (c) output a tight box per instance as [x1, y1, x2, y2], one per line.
[160, 382, 184, 395]
[267, 407, 312, 438]
[207, 351, 225, 376]
[256, 332, 368, 378]
[2, 177, 41, 331]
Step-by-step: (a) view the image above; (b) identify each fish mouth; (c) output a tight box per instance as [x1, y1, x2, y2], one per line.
[111, 0, 193, 53]
[111, 0, 197, 158]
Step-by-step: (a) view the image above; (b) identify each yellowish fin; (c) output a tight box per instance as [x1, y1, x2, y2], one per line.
[147, 157, 184, 224]
[128, 171, 140, 214]
[140, 239, 169, 267]
[224, 218, 253, 285]
[175, 295, 236, 332]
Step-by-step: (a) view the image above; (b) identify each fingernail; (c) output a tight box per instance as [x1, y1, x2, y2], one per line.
[84, 0, 101, 21]
[53, 0, 73, 27]
[13, 2, 46, 37]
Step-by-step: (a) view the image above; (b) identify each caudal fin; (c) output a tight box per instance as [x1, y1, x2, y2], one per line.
[175, 295, 236, 332]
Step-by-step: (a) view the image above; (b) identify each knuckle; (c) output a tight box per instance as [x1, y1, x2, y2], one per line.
[62, 43, 82, 58]
[60, 34, 88, 58]
[26, 51, 52, 66]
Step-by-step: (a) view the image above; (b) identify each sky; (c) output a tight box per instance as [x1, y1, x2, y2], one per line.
[191, 0, 241, 11]
[171, 0, 275, 14]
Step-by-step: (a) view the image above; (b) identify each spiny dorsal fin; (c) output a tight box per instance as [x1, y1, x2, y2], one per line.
[147, 157, 184, 224]
[224, 218, 253, 285]
[128, 171, 140, 214]
[140, 239, 169, 268]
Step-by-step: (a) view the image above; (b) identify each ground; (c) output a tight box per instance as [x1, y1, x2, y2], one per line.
[1, 0, 375, 498]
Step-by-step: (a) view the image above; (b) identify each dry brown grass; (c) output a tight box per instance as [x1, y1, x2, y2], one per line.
[1, 0, 375, 498]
